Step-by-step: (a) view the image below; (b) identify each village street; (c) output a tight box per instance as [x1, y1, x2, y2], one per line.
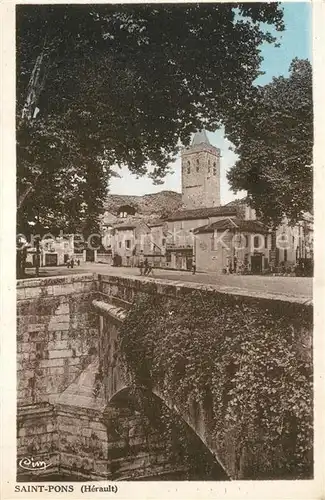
[26, 263, 313, 301]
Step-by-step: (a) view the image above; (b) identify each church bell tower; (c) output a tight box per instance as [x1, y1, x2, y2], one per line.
[181, 130, 221, 209]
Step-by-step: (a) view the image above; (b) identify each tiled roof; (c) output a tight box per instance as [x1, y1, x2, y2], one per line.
[167, 206, 237, 221]
[224, 198, 248, 207]
[113, 224, 136, 230]
[194, 217, 269, 234]
[147, 219, 165, 227]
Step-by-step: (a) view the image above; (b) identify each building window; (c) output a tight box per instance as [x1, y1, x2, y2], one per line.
[264, 235, 268, 249]
[196, 166, 199, 172]
[245, 235, 249, 247]
[213, 169, 217, 175]
[119, 241, 122, 248]
[254, 235, 260, 248]
[125, 239, 131, 249]
[284, 249, 288, 262]
[166, 252, 171, 263]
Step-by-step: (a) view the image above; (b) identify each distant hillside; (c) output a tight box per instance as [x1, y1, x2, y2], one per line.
[104, 190, 183, 217]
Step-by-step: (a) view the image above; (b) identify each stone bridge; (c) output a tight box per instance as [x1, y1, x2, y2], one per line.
[16, 272, 312, 481]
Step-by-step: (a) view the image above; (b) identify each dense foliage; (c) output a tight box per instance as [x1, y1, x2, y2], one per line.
[120, 290, 313, 479]
[17, 3, 284, 233]
[227, 59, 313, 226]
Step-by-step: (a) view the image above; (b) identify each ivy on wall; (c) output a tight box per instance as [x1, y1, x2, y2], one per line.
[119, 290, 313, 480]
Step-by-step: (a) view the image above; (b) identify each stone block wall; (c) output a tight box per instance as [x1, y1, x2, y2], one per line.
[56, 403, 110, 480]
[17, 403, 59, 479]
[17, 274, 99, 406]
[56, 403, 175, 480]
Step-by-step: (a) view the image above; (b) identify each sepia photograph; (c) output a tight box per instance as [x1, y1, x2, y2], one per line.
[12, 0, 316, 489]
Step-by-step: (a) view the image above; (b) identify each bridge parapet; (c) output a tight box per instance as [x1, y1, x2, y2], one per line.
[95, 272, 313, 480]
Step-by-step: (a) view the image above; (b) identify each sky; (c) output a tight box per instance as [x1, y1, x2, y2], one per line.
[109, 2, 312, 204]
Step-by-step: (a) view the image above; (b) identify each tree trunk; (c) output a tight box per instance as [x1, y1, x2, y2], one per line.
[18, 40, 50, 211]
[19, 43, 48, 127]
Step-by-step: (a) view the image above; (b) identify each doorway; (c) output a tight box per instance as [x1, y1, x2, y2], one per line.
[85, 249, 95, 262]
[44, 253, 58, 266]
[251, 254, 262, 274]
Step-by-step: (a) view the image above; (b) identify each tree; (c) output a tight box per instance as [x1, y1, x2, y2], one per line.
[226, 59, 312, 226]
[17, 3, 284, 235]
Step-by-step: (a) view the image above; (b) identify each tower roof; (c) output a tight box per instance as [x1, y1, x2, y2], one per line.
[192, 130, 210, 146]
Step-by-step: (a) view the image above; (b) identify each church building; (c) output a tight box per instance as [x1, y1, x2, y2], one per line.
[166, 131, 245, 271]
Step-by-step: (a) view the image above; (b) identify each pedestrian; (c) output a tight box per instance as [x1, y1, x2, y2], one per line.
[70, 258, 74, 269]
[77, 259, 80, 266]
[147, 262, 154, 276]
[192, 260, 196, 275]
[66, 259, 70, 269]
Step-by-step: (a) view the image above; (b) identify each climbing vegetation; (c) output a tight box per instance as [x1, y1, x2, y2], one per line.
[120, 290, 313, 479]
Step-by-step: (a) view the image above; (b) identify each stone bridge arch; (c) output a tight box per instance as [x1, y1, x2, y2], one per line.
[108, 386, 230, 480]
[92, 299, 232, 479]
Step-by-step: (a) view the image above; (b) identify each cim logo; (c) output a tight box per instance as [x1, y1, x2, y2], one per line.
[18, 457, 51, 471]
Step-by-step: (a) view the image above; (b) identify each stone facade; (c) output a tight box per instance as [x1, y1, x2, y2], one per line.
[111, 220, 167, 268]
[26, 236, 74, 268]
[166, 207, 237, 270]
[194, 219, 270, 274]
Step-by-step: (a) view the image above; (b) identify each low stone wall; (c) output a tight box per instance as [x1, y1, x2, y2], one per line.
[97, 254, 113, 265]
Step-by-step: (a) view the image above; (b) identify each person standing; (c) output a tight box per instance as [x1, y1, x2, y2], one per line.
[192, 259, 196, 275]
[139, 251, 144, 275]
[147, 262, 154, 276]
[144, 258, 149, 275]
